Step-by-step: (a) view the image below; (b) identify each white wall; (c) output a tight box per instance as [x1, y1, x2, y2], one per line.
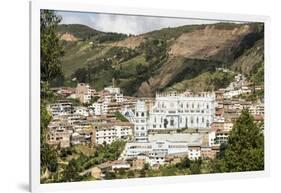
[0, 0, 280, 193]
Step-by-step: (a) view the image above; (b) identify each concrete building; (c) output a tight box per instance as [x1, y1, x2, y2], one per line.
[104, 86, 121, 95]
[47, 121, 71, 148]
[48, 101, 73, 117]
[249, 103, 264, 115]
[123, 140, 189, 165]
[148, 92, 215, 130]
[214, 130, 229, 145]
[111, 160, 130, 170]
[76, 83, 92, 104]
[131, 157, 146, 170]
[123, 132, 207, 165]
[92, 88, 123, 116]
[188, 145, 201, 160]
[74, 106, 90, 117]
[93, 122, 133, 145]
[132, 92, 215, 142]
[211, 117, 233, 132]
[201, 146, 217, 159]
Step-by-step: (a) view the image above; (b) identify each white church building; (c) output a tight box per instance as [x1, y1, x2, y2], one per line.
[133, 91, 215, 142]
[149, 91, 215, 129]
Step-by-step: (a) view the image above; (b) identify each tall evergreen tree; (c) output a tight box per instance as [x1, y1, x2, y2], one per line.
[223, 109, 264, 172]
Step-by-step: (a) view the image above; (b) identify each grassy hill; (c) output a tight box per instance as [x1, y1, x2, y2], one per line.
[56, 22, 264, 96]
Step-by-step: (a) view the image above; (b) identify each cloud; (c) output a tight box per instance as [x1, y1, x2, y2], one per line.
[57, 11, 228, 35]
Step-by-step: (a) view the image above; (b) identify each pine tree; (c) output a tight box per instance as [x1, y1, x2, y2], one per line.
[223, 109, 264, 172]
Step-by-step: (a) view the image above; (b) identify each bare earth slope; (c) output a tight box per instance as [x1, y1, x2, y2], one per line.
[136, 24, 263, 96]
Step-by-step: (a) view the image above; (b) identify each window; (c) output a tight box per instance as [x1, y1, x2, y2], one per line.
[164, 119, 168, 128]
[170, 118, 174, 126]
[136, 112, 139, 117]
[141, 112, 145, 117]
[206, 120, 210, 127]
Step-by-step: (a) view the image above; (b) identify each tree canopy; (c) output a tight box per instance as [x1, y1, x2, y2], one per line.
[211, 109, 264, 172]
[40, 10, 64, 82]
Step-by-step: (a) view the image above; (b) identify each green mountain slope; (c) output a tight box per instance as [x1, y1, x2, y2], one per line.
[56, 22, 264, 96]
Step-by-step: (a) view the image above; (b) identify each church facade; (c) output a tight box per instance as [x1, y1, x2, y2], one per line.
[134, 91, 215, 142]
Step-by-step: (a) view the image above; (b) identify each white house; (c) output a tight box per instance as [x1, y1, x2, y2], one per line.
[74, 106, 89, 117]
[93, 122, 133, 145]
[188, 145, 201, 160]
[48, 101, 73, 117]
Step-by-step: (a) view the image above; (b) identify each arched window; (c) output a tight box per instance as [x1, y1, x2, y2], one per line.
[141, 112, 144, 117]
[202, 117, 205, 123]
[206, 120, 210, 127]
[136, 112, 139, 117]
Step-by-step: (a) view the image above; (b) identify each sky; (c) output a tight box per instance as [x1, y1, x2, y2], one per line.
[56, 11, 229, 35]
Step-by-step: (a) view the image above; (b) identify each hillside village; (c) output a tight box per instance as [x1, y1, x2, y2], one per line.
[44, 70, 264, 180]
